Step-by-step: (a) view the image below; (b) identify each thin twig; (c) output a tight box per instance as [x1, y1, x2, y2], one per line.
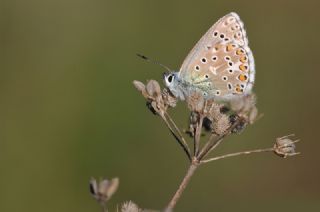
[161, 115, 192, 161]
[101, 203, 108, 212]
[201, 148, 274, 163]
[164, 111, 191, 157]
[194, 115, 204, 156]
[165, 162, 199, 212]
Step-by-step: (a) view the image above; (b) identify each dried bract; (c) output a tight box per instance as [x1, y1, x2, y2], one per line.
[90, 177, 119, 204]
[273, 135, 300, 158]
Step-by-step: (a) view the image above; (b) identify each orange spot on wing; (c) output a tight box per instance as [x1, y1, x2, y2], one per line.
[235, 84, 243, 93]
[239, 64, 248, 71]
[226, 44, 234, 52]
[238, 74, 248, 81]
[236, 49, 245, 55]
[240, 56, 247, 63]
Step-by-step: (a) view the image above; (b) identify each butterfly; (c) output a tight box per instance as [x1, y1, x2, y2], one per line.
[164, 12, 255, 101]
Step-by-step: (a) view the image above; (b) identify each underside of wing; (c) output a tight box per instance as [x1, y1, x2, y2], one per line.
[179, 12, 255, 100]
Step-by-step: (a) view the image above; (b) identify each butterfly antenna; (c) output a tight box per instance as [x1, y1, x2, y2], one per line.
[136, 53, 172, 72]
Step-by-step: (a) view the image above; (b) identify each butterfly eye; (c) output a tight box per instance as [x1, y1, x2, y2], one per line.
[168, 75, 174, 83]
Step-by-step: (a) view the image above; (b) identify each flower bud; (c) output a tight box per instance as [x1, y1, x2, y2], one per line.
[273, 135, 299, 158]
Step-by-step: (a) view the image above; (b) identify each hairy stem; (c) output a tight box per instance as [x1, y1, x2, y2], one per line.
[201, 148, 274, 163]
[165, 162, 199, 211]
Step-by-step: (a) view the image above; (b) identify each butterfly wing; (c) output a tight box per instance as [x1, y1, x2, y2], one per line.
[179, 12, 255, 99]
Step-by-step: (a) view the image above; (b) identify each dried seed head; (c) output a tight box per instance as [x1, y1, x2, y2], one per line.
[146, 80, 161, 98]
[162, 88, 177, 108]
[89, 177, 119, 204]
[248, 106, 258, 124]
[121, 201, 141, 212]
[201, 100, 232, 135]
[229, 93, 260, 127]
[229, 97, 245, 112]
[230, 93, 256, 114]
[133, 80, 177, 116]
[242, 94, 256, 112]
[273, 135, 300, 158]
[133, 80, 148, 98]
[230, 115, 247, 134]
[205, 101, 224, 120]
[89, 178, 98, 196]
[213, 115, 231, 135]
[186, 92, 205, 113]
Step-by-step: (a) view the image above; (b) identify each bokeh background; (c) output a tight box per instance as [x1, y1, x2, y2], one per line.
[1, 0, 320, 211]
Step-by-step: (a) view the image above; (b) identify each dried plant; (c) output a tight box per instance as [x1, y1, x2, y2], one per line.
[120, 201, 159, 212]
[132, 79, 299, 211]
[90, 177, 119, 212]
[89, 79, 299, 212]
[121, 201, 142, 212]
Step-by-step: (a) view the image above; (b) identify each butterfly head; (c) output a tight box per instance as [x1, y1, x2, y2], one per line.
[163, 72, 185, 100]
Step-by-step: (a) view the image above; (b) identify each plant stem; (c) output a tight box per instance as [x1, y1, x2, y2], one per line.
[165, 162, 199, 211]
[161, 115, 192, 161]
[201, 148, 274, 163]
[194, 115, 203, 156]
[165, 112, 191, 157]
[101, 203, 108, 212]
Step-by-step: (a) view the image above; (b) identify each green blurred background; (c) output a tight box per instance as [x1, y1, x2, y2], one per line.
[1, 0, 319, 211]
